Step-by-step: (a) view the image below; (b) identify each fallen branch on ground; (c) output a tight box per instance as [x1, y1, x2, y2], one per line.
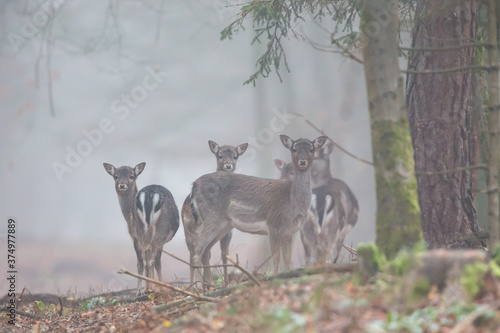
[449, 300, 500, 333]
[154, 286, 237, 313]
[117, 269, 218, 303]
[0, 308, 43, 320]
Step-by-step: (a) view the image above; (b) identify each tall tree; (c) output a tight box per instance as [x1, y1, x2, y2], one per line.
[361, 0, 422, 257]
[406, 0, 482, 248]
[487, 0, 500, 251]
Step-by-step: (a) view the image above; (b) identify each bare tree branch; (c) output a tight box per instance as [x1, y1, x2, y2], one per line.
[291, 112, 374, 166]
[46, 19, 55, 117]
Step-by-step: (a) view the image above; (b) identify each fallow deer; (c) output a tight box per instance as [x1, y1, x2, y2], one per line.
[275, 140, 359, 264]
[103, 162, 179, 294]
[188, 135, 327, 284]
[182, 141, 248, 288]
[311, 142, 359, 263]
[274, 158, 319, 265]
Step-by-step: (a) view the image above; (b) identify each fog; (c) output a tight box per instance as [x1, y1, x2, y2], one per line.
[0, 1, 374, 296]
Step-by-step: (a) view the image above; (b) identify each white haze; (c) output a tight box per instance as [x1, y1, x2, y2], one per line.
[0, 1, 374, 295]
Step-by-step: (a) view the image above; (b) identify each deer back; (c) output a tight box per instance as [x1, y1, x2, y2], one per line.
[191, 172, 294, 235]
[136, 184, 179, 244]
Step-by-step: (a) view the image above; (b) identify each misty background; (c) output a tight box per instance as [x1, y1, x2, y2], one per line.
[0, 1, 374, 296]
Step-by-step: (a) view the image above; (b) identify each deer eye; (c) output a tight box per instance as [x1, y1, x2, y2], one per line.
[234, 154, 238, 159]
[114, 175, 118, 180]
[292, 148, 297, 153]
[218, 154, 223, 159]
[129, 176, 134, 180]
[309, 149, 314, 153]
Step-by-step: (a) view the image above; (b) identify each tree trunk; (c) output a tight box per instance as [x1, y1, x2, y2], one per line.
[487, 0, 500, 251]
[406, 0, 482, 249]
[361, 0, 422, 258]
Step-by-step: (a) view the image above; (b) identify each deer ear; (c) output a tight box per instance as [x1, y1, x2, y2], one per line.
[208, 140, 219, 154]
[103, 163, 115, 176]
[134, 162, 146, 176]
[280, 134, 293, 149]
[237, 143, 249, 156]
[313, 136, 328, 150]
[274, 159, 284, 170]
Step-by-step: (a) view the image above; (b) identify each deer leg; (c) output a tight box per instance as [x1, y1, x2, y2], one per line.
[300, 231, 312, 266]
[220, 231, 232, 287]
[192, 243, 212, 290]
[333, 225, 353, 263]
[317, 233, 328, 265]
[189, 251, 195, 285]
[142, 247, 151, 292]
[281, 235, 293, 271]
[202, 248, 212, 291]
[154, 248, 162, 284]
[269, 229, 281, 274]
[192, 251, 204, 290]
[192, 220, 228, 290]
[133, 239, 144, 295]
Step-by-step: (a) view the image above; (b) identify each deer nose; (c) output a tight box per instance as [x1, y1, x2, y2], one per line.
[118, 184, 128, 190]
[299, 160, 308, 167]
[224, 164, 234, 170]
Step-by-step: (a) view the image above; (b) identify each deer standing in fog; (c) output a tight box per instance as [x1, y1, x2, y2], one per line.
[103, 162, 179, 294]
[274, 159, 319, 265]
[182, 140, 248, 288]
[188, 135, 327, 285]
[311, 141, 359, 263]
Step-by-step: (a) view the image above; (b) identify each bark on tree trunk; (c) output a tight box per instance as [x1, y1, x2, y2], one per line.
[406, 0, 482, 249]
[361, 0, 422, 258]
[487, 0, 500, 251]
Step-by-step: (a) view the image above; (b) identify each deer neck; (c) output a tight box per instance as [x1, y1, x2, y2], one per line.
[117, 186, 138, 232]
[290, 168, 312, 214]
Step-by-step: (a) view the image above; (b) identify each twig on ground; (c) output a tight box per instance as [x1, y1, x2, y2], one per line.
[262, 263, 357, 281]
[449, 300, 500, 333]
[155, 264, 356, 313]
[0, 308, 43, 320]
[118, 269, 218, 303]
[154, 286, 237, 313]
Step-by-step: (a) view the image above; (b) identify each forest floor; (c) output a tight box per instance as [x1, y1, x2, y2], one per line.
[2, 262, 500, 333]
